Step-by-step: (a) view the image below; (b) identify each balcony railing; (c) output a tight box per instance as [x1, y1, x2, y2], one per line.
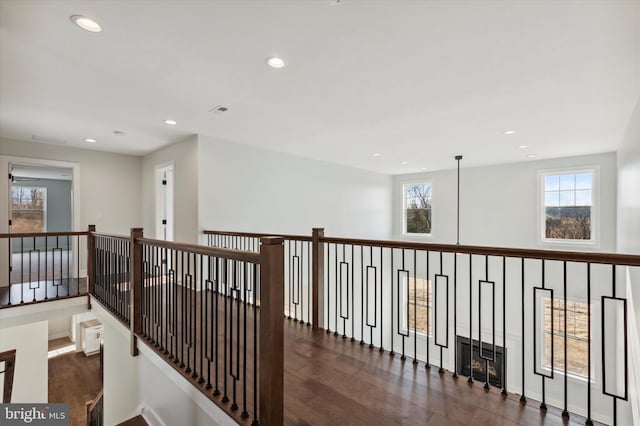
[205, 228, 640, 425]
[0, 229, 91, 307]
[90, 228, 284, 426]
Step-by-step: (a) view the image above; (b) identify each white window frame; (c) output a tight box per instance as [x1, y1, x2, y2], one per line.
[536, 294, 595, 383]
[402, 182, 433, 237]
[538, 167, 599, 247]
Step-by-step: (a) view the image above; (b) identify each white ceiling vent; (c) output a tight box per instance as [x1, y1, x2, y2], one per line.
[208, 105, 229, 114]
[31, 134, 68, 145]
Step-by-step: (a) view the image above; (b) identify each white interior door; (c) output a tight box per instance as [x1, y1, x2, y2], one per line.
[156, 163, 174, 241]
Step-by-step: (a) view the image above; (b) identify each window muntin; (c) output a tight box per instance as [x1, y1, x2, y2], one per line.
[11, 186, 47, 232]
[543, 298, 590, 378]
[543, 171, 593, 241]
[404, 183, 432, 235]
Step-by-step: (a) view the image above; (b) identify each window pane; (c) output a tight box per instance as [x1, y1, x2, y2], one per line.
[405, 183, 432, 234]
[575, 172, 592, 190]
[559, 190, 575, 206]
[545, 175, 560, 191]
[575, 190, 592, 206]
[11, 187, 46, 233]
[545, 191, 559, 206]
[559, 174, 575, 190]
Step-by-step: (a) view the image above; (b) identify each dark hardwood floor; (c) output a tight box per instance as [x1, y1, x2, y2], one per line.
[48, 350, 102, 426]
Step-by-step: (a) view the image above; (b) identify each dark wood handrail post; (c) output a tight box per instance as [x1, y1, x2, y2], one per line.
[130, 227, 143, 357]
[312, 228, 325, 331]
[87, 224, 96, 309]
[259, 236, 284, 426]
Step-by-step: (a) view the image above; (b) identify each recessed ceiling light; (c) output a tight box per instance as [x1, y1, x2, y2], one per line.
[400, 161, 408, 165]
[84, 138, 96, 143]
[266, 56, 286, 69]
[164, 119, 177, 125]
[421, 167, 427, 170]
[70, 15, 102, 33]
[504, 130, 516, 135]
[519, 145, 528, 149]
[372, 153, 381, 157]
[527, 154, 537, 158]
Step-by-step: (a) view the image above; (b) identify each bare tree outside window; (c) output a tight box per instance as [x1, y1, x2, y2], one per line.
[544, 172, 592, 240]
[405, 183, 432, 234]
[11, 186, 46, 232]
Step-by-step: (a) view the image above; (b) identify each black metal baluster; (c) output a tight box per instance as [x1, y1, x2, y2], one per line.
[199, 254, 205, 383]
[335, 243, 339, 336]
[380, 246, 384, 353]
[390, 248, 394, 357]
[44, 236, 48, 300]
[222, 258, 229, 403]
[180, 250, 185, 369]
[241, 261, 249, 418]
[251, 262, 258, 426]
[586, 263, 592, 425]
[325, 243, 330, 333]
[426, 250, 430, 368]
[214, 257, 221, 396]
[360, 245, 365, 345]
[562, 261, 569, 419]
[414, 250, 418, 365]
[468, 254, 473, 383]
[351, 244, 355, 342]
[520, 257, 526, 403]
[502, 256, 507, 396]
[288, 240, 292, 320]
[452, 251, 457, 376]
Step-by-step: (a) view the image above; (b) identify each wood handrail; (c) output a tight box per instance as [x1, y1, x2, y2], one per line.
[203, 229, 311, 242]
[319, 236, 640, 266]
[137, 237, 261, 263]
[0, 230, 89, 238]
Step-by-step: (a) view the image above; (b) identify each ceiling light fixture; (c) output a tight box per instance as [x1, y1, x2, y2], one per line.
[70, 15, 102, 33]
[400, 161, 408, 165]
[519, 145, 528, 149]
[504, 130, 516, 135]
[373, 153, 381, 157]
[527, 154, 537, 158]
[266, 56, 286, 69]
[164, 119, 177, 125]
[84, 138, 97, 143]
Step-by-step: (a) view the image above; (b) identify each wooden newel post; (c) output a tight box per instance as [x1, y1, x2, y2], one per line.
[312, 228, 325, 331]
[130, 227, 143, 357]
[87, 224, 96, 309]
[259, 236, 284, 426]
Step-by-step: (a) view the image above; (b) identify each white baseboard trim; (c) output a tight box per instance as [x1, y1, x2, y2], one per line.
[136, 404, 165, 426]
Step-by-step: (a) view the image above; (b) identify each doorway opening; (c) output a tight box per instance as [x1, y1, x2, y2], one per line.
[1, 161, 82, 304]
[155, 163, 174, 241]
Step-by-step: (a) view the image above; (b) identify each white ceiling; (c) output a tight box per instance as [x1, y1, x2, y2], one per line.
[1, 0, 639, 174]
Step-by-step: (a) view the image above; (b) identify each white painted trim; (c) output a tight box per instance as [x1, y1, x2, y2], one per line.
[400, 181, 434, 239]
[537, 165, 600, 249]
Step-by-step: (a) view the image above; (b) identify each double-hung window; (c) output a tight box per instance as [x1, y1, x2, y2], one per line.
[403, 183, 432, 236]
[542, 170, 594, 243]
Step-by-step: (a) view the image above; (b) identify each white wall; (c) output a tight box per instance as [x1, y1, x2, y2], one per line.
[0, 138, 142, 234]
[0, 321, 48, 403]
[617, 97, 640, 425]
[142, 136, 198, 243]
[393, 152, 617, 251]
[197, 135, 392, 240]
